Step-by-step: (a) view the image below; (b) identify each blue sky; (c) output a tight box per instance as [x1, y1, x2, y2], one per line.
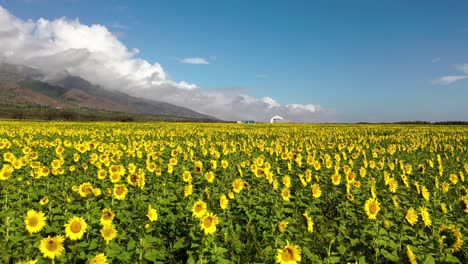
[1, 0, 468, 122]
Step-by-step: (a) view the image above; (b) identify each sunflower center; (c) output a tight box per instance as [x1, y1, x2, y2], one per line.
[102, 227, 114, 238]
[195, 204, 203, 213]
[116, 187, 125, 195]
[203, 216, 213, 228]
[369, 202, 377, 214]
[130, 174, 138, 183]
[46, 240, 58, 251]
[28, 216, 39, 227]
[70, 221, 82, 233]
[281, 248, 293, 261]
[102, 212, 112, 220]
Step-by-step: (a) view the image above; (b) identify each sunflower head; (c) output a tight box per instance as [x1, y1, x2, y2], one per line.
[101, 224, 117, 244]
[219, 194, 229, 210]
[278, 220, 289, 233]
[200, 213, 219, 235]
[364, 197, 381, 220]
[39, 235, 65, 260]
[64, 216, 87, 240]
[438, 224, 464, 253]
[100, 209, 115, 225]
[192, 200, 207, 218]
[24, 209, 47, 234]
[276, 241, 301, 264]
[89, 253, 108, 264]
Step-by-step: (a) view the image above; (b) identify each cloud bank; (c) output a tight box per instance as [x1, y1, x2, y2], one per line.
[0, 6, 332, 122]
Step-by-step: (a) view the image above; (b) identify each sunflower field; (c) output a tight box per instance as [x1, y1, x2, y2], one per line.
[0, 121, 467, 263]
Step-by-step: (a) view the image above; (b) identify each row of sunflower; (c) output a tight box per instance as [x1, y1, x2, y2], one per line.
[0, 121, 467, 263]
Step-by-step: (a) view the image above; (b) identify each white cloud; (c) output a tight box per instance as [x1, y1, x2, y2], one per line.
[0, 5, 332, 122]
[179, 57, 210, 65]
[456, 64, 468, 74]
[435, 64, 468, 85]
[433, 75, 468, 85]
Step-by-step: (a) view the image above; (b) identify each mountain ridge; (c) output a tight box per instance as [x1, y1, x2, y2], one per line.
[0, 63, 219, 121]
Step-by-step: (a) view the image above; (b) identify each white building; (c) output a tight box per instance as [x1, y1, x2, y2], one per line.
[270, 116, 291, 123]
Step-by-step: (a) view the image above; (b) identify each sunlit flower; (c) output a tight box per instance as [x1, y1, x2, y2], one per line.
[39, 235, 65, 260]
[192, 200, 207, 218]
[276, 241, 301, 264]
[64, 216, 87, 240]
[200, 213, 219, 235]
[24, 209, 47, 234]
[364, 197, 380, 220]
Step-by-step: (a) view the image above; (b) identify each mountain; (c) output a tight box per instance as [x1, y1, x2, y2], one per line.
[0, 63, 218, 121]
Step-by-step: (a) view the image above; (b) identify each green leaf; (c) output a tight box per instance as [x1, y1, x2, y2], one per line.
[327, 256, 341, 264]
[358, 256, 366, 264]
[144, 249, 159, 262]
[173, 237, 186, 250]
[424, 255, 435, 264]
[380, 249, 399, 262]
[444, 254, 461, 263]
[127, 239, 136, 251]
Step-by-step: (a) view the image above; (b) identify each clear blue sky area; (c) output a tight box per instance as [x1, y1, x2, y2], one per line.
[1, 0, 468, 122]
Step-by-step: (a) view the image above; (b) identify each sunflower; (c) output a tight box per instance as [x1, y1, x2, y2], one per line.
[24, 209, 47, 234]
[192, 200, 207, 218]
[200, 213, 219, 235]
[450, 174, 459, 184]
[419, 206, 432, 227]
[113, 184, 128, 200]
[420, 185, 430, 201]
[405, 207, 418, 226]
[194, 161, 203, 173]
[100, 209, 115, 225]
[331, 173, 341, 186]
[282, 175, 291, 188]
[127, 173, 139, 186]
[364, 197, 380, 220]
[39, 235, 65, 260]
[101, 224, 117, 244]
[440, 202, 448, 214]
[278, 220, 289, 233]
[64, 216, 87, 240]
[438, 224, 464, 253]
[276, 241, 301, 264]
[406, 245, 417, 264]
[219, 194, 229, 210]
[78, 182, 94, 198]
[39, 196, 49, 205]
[182, 171, 192, 183]
[184, 183, 193, 197]
[303, 211, 313, 232]
[232, 178, 244, 193]
[89, 253, 108, 264]
[205, 171, 215, 183]
[281, 188, 291, 202]
[147, 204, 158, 222]
[388, 179, 398, 193]
[311, 184, 321, 199]
[221, 160, 229, 169]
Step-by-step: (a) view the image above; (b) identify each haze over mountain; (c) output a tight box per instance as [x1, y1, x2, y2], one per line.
[0, 5, 333, 123]
[0, 63, 218, 121]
